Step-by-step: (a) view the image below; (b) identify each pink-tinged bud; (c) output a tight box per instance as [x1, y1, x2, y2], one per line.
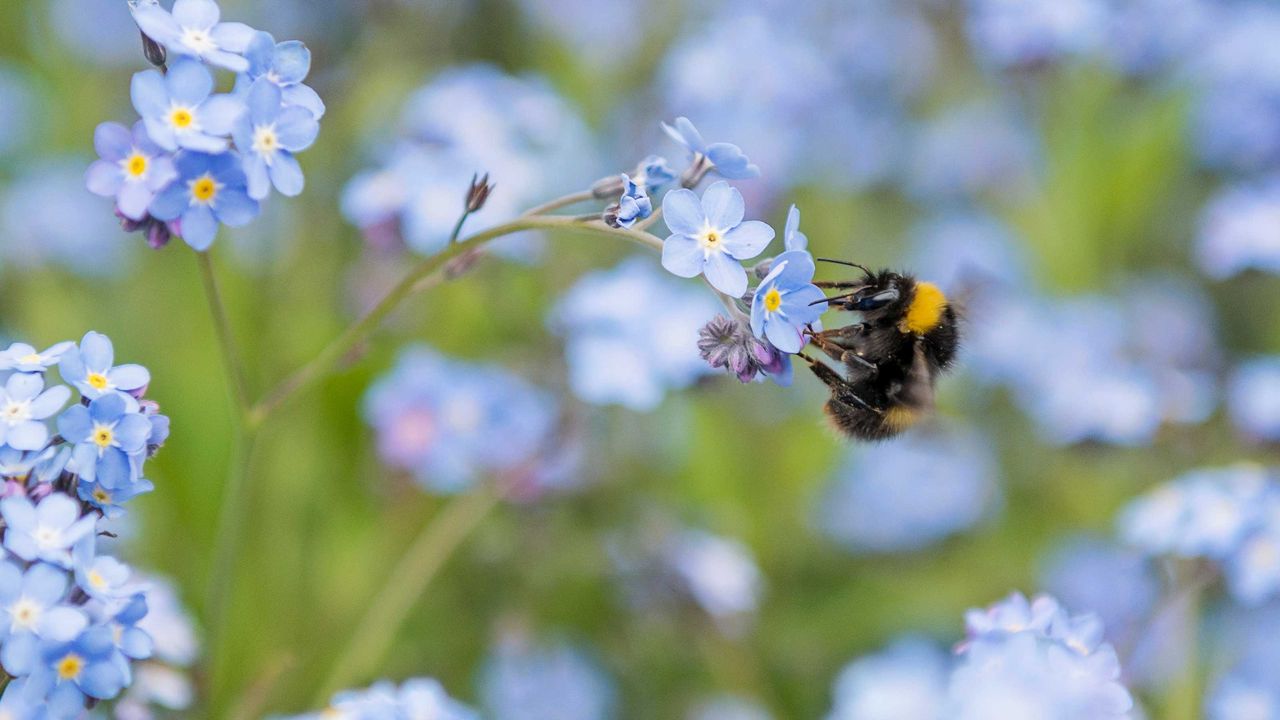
[1, 480, 27, 499]
[465, 173, 494, 213]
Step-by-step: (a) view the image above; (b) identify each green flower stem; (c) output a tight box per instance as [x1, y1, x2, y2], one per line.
[520, 189, 596, 217]
[315, 479, 507, 704]
[206, 427, 259, 704]
[197, 250, 252, 419]
[246, 215, 662, 427]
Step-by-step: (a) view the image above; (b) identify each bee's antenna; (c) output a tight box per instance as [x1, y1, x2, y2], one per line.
[811, 292, 859, 306]
[816, 258, 874, 278]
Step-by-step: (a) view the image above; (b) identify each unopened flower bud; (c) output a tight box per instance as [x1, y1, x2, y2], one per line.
[591, 173, 626, 199]
[140, 31, 167, 68]
[602, 204, 621, 228]
[465, 173, 494, 213]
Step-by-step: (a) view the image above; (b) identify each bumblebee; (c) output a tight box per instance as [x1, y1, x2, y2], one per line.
[802, 260, 960, 441]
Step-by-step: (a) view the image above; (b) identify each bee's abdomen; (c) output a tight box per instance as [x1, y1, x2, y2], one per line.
[922, 306, 960, 370]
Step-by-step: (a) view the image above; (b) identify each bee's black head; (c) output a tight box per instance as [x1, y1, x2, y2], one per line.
[815, 259, 916, 318]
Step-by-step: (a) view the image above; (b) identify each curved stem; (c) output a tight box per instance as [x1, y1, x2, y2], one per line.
[521, 190, 595, 217]
[247, 216, 661, 427]
[196, 250, 251, 418]
[314, 481, 505, 703]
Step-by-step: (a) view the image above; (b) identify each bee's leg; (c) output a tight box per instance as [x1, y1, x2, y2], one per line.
[799, 354, 880, 412]
[809, 326, 877, 376]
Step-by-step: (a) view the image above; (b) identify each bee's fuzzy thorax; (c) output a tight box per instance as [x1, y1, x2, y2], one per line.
[899, 281, 948, 335]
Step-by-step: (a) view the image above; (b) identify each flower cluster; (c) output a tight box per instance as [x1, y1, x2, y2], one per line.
[279, 677, 476, 720]
[1120, 464, 1280, 606]
[87, 0, 322, 250]
[826, 593, 1135, 719]
[362, 346, 562, 494]
[0, 332, 169, 717]
[479, 633, 615, 720]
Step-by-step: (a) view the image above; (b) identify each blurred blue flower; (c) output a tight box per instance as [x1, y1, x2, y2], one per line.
[964, 0, 1111, 69]
[827, 637, 949, 720]
[131, 0, 256, 72]
[1105, 0, 1214, 76]
[815, 429, 1001, 554]
[341, 65, 594, 259]
[668, 529, 764, 629]
[49, 0, 140, 66]
[1197, 175, 1280, 278]
[479, 634, 615, 720]
[1229, 357, 1280, 441]
[59, 331, 151, 401]
[0, 561, 87, 677]
[951, 592, 1134, 719]
[1, 493, 96, 568]
[661, 117, 759, 180]
[85, 121, 178, 222]
[279, 677, 477, 719]
[904, 100, 1037, 201]
[0, 373, 70, 452]
[549, 258, 720, 410]
[149, 150, 259, 250]
[661, 181, 774, 296]
[1, 159, 130, 277]
[232, 78, 319, 200]
[1206, 604, 1280, 720]
[363, 346, 557, 494]
[130, 59, 242, 154]
[238, 31, 325, 119]
[1187, 4, 1280, 173]
[513, 0, 646, 68]
[750, 250, 825, 353]
[1119, 465, 1280, 606]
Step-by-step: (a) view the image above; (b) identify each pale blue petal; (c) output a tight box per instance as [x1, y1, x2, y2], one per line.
[5, 372, 42, 401]
[244, 155, 270, 200]
[181, 205, 218, 250]
[146, 155, 178, 192]
[117, 182, 152, 221]
[107, 364, 149, 391]
[142, 117, 178, 152]
[282, 84, 325, 119]
[84, 161, 122, 198]
[172, 0, 219, 28]
[130, 70, 169, 119]
[57, 405, 92, 443]
[211, 22, 257, 52]
[176, 130, 228, 153]
[165, 58, 213, 105]
[703, 251, 748, 297]
[706, 143, 760, 179]
[39, 607, 87, 644]
[661, 188, 704, 236]
[204, 48, 250, 72]
[661, 235, 704, 278]
[6, 422, 48, 452]
[80, 661, 125, 700]
[114, 415, 151, 453]
[93, 123, 132, 162]
[149, 181, 189, 221]
[198, 94, 244, 136]
[764, 317, 804, 354]
[699, 181, 743, 230]
[28, 386, 70, 419]
[214, 188, 259, 227]
[276, 107, 319, 151]
[721, 220, 774, 260]
[131, 5, 182, 46]
[90, 393, 125, 423]
[772, 250, 816, 285]
[268, 153, 305, 196]
[273, 40, 311, 83]
[246, 78, 281, 125]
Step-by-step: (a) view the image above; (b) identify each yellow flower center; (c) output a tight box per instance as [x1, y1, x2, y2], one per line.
[763, 287, 783, 313]
[252, 125, 279, 157]
[92, 488, 112, 504]
[191, 175, 218, 203]
[56, 653, 84, 680]
[125, 153, 149, 177]
[93, 425, 115, 449]
[698, 229, 722, 250]
[17, 353, 41, 365]
[170, 108, 194, 129]
[11, 599, 40, 630]
[86, 372, 110, 390]
[88, 570, 107, 590]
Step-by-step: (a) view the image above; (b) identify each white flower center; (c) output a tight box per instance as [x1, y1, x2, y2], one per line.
[697, 223, 726, 255]
[33, 526, 61, 549]
[1, 400, 31, 426]
[180, 27, 217, 54]
[251, 124, 280, 162]
[9, 598, 41, 631]
[16, 353, 42, 365]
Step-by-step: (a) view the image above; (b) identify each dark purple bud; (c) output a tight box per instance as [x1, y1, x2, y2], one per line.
[146, 221, 172, 249]
[751, 338, 788, 376]
[602, 204, 621, 228]
[141, 31, 167, 68]
[465, 173, 494, 213]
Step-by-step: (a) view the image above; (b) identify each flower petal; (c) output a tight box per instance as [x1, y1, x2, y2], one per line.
[57, 405, 92, 443]
[699, 181, 744, 230]
[276, 107, 319, 151]
[660, 235, 704, 278]
[85, 161, 124, 198]
[166, 58, 214, 106]
[273, 40, 311, 83]
[6, 422, 48, 452]
[181, 205, 218, 250]
[764, 318, 804, 354]
[172, 0, 219, 29]
[117, 181, 153, 221]
[149, 181, 189, 221]
[246, 78, 281, 125]
[721, 220, 774, 260]
[28, 386, 70, 420]
[703, 251, 748, 297]
[661, 188, 704, 236]
[706, 142, 760, 179]
[282, 84, 326, 119]
[268, 152, 305, 197]
[107, 364, 150, 391]
[210, 22, 257, 53]
[93, 122, 132, 161]
[243, 155, 270, 200]
[199, 94, 245, 137]
[213, 188, 259, 227]
[130, 69, 170, 119]
[131, 5, 182, 46]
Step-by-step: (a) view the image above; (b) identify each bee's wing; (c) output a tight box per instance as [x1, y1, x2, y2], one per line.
[900, 342, 937, 411]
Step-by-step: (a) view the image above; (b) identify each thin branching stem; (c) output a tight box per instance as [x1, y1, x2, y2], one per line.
[196, 250, 252, 419]
[246, 215, 662, 427]
[520, 190, 595, 216]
